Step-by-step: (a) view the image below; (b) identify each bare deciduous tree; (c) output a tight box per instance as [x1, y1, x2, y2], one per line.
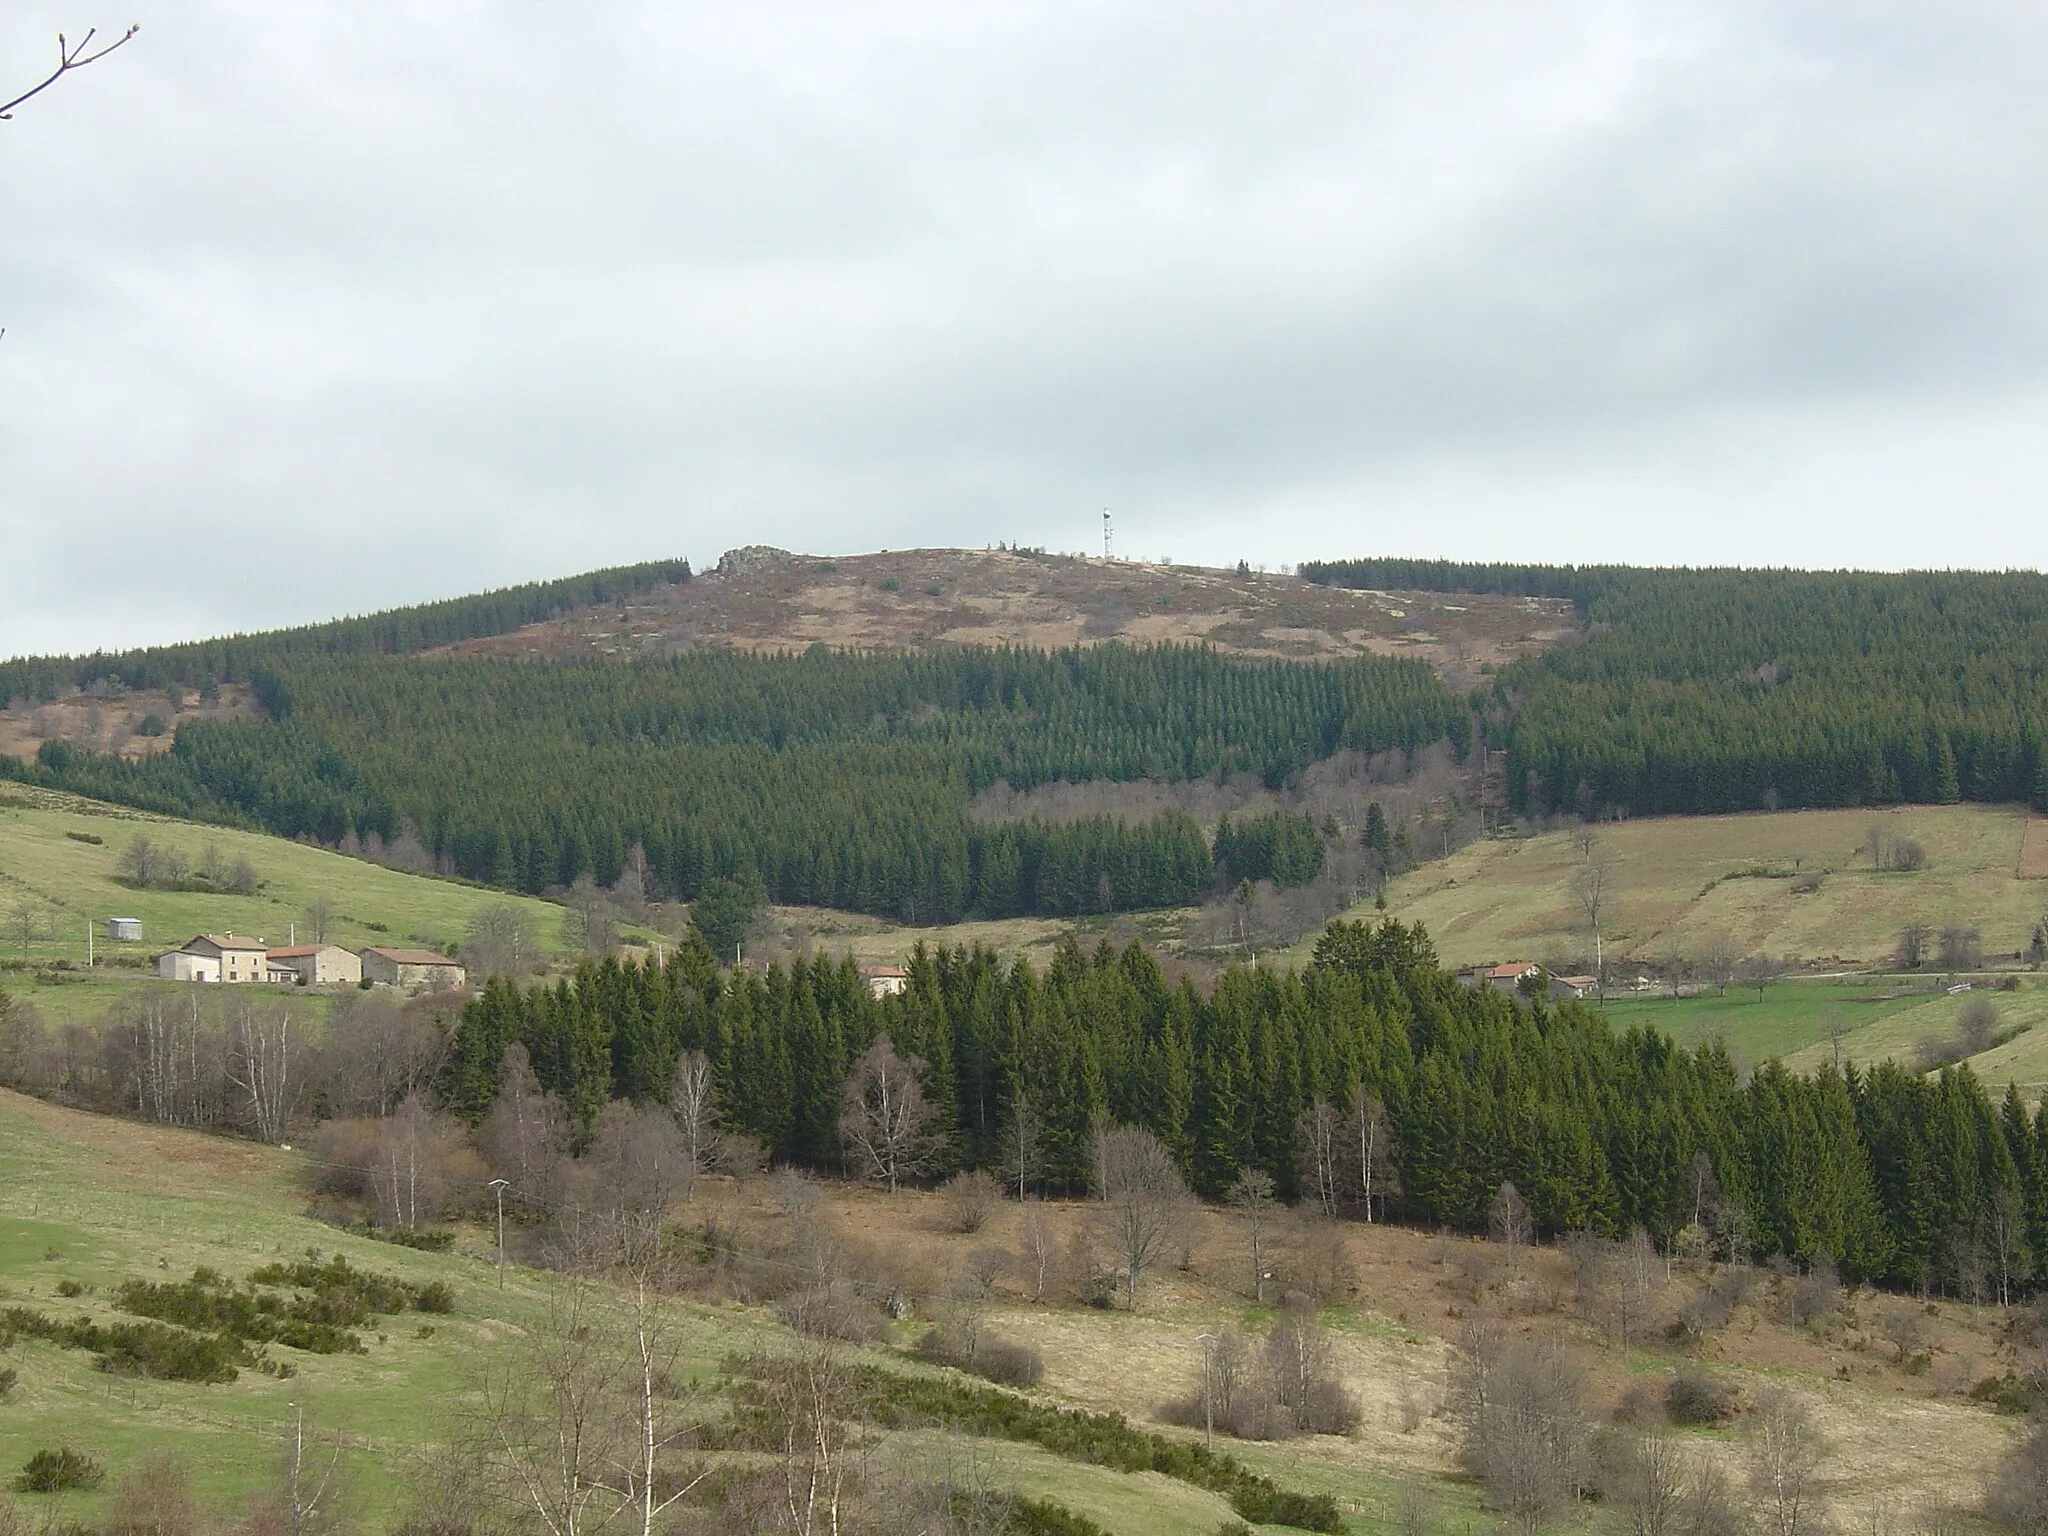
[941, 1168, 1001, 1235]
[1748, 1389, 1828, 1536]
[1939, 924, 1984, 974]
[1262, 1292, 1359, 1434]
[471, 1281, 706, 1536]
[757, 1340, 855, 1536]
[8, 899, 47, 961]
[1093, 1124, 1188, 1312]
[479, 1044, 569, 1212]
[370, 1093, 481, 1233]
[302, 894, 337, 945]
[1489, 1180, 1532, 1249]
[1462, 1341, 1592, 1536]
[997, 1090, 1044, 1201]
[310, 991, 447, 1118]
[119, 833, 163, 889]
[466, 903, 544, 980]
[1296, 1099, 1342, 1219]
[269, 1403, 350, 1536]
[667, 1049, 716, 1204]
[1227, 1167, 1278, 1301]
[1987, 1414, 2048, 1535]
[1571, 847, 1616, 996]
[1602, 1428, 1720, 1536]
[1960, 996, 2002, 1056]
[1351, 1084, 1400, 1222]
[561, 876, 619, 958]
[838, 1035, 943, 1193]
[1736, 952, 1782, 1002]
[103, 1451, 201, 1536]
[572, 1101, 686, 1266]
[1992, 1186, 2035, 1309]
[226, 997, 301, 1144]
[1700, 932, 1739, 996]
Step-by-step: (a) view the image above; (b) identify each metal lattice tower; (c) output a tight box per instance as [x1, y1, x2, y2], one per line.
[1102, 508, 1113, 560]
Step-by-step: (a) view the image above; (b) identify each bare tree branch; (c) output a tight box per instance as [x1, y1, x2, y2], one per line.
[2, 24, 140, 120]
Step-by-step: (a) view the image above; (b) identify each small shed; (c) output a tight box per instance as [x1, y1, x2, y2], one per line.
[106, 917, 143, 942]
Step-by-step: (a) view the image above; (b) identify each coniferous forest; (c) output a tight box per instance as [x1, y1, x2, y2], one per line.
[5, 645, 1459, 919]
[12, 555, 2048, 920]
[1302, 561, 2048, 817]
[442, 918, 2048, 1296]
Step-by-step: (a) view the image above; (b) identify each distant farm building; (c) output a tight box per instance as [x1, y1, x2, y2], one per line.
[859, 964, 909, 999]
[360, 947, 466, 992]
[105, 917, 142, 942]
[1550, 974, 1600, 999]
[265, 944, 363, 988]
[1480, 962, 1542, 994]
[156, 933, 268, 984]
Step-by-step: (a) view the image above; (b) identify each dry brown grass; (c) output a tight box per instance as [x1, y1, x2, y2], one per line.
[440, 548, 1578, 673]
[0, 685, 257, 765]
[679, 1176, 2022, 1527]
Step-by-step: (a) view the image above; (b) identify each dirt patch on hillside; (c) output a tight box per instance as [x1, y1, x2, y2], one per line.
[438, 549, 1580, 674]
[0, 687, 258, 769]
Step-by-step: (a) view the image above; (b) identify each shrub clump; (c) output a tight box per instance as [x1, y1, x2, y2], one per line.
[914, 1329, 1046, 1388]
[15, 1447, 105, 1493]
[1665, 1366, 1738, 1426]
[2, 1305, 252, 1383]
[1159, 1298, 1361, 1443]
[733, 1355, 1343, 1533]
[245, 1253, 449, 1317]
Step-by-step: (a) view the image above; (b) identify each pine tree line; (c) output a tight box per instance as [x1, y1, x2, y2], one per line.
[442, 918, 2048, 1296]
[0, 557, 694, 705]
[1301, 563, 2048, 816]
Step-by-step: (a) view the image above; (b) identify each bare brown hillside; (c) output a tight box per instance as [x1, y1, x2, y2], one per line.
[0, 684, 257, 764]
[440, 546, 1579, 672]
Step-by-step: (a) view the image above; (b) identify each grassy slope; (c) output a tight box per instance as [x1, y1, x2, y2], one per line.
[0, 1086, 2028, 1534]
[1356, 804, 2044, 972]
[0, 1091, 1384, 1535]
[0, 784, 574, 969]
[1599, 979, 2048, 1095]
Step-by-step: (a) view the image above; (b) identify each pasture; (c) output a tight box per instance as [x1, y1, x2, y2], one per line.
[0, 784, 574, 969]
[1363, 803, 2048, 971]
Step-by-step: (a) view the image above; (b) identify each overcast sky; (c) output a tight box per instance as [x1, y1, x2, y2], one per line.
[4, 2, 2046, 657]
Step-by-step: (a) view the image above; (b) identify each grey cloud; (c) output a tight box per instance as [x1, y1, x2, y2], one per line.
[3, 1, 2047, 656]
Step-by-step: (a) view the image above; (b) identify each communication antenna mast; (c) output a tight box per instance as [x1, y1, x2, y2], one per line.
[1102, 507, 1113, 561]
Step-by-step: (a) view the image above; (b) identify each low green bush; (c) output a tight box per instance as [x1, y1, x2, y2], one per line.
[14, 1447, 104, 1492]
[731, 1357, 1342, 1533]
[3, 1304, 252, 1382]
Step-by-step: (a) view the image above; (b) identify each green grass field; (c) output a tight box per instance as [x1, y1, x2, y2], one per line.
[0, 783, 574, 970]
[1597, 978, 1947, 1062]
[1353, 803, 2048, 971]
[0, 1088, 1425, 1534]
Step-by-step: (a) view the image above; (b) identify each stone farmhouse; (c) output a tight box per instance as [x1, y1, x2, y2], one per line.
[265, 944, 364, 988]
[359, 946, 467, 991]
[154, 936, 462, 993]
[156, 933, 268, 984]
